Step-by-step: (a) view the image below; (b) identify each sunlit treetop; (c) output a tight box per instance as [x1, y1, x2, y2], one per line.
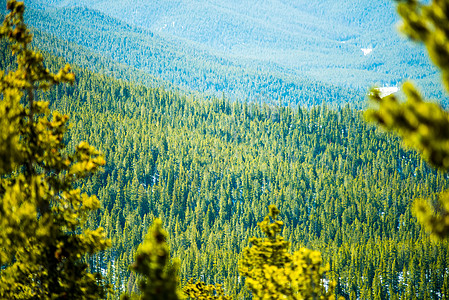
[0, 1, 110, 298]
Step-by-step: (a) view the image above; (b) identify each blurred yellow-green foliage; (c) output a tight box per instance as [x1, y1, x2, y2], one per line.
[239, 205, 337, 300]
[0, 1, 110, 298]
[366, 0, 449, 239]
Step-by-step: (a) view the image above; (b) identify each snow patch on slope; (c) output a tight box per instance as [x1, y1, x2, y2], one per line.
[376, 86, 399, 98]
[361, 47, 372, 55]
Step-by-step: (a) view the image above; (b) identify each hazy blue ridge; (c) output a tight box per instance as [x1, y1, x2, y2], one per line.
[20, 1, 365, 106]
[21, 0, 448, 105]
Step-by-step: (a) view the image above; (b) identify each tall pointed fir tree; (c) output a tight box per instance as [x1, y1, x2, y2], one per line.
[0, 1, 110, 298]
[122, 218, 180, 300]
[239, 205, 338, 300]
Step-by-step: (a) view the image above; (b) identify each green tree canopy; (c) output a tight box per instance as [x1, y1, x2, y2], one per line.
[365, 0, 449, 239]
[183, 279, 232, 300]
[123, 218, 180, 300]
[239, 205, 337, 300]
[0, 1, 110, 298]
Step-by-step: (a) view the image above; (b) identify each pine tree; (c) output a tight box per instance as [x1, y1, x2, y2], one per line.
[0, 1, 110, 298]
[123, 218, 180, 300]
[365, 0, 449, 239]
[239, 205, 337, 300]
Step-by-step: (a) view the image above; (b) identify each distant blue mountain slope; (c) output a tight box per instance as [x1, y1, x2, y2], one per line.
[20, 3, 366, 106]
[22, 0, 447, 103]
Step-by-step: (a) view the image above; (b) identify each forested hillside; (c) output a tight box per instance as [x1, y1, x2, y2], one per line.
[3, 1, 449, 299]
[23, 0, 445, 100]
[8, 37, 444, 298]
[16, 2, 363, 107]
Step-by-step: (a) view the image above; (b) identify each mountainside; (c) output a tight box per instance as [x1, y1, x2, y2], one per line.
[18, 2, 366, 106]
[28, 0, 395, 48]
[27, 43, 449, 299]
[25, 0, 444, 99]
[2, 1, 449, 298]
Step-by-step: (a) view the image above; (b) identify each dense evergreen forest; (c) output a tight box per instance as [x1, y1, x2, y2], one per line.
[18, 3, 360, 107]
[3, 1, 449, 299]
[18, 0, 449, 104]
[6, 41, 443, 298]
[26, 0, 441, 93]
